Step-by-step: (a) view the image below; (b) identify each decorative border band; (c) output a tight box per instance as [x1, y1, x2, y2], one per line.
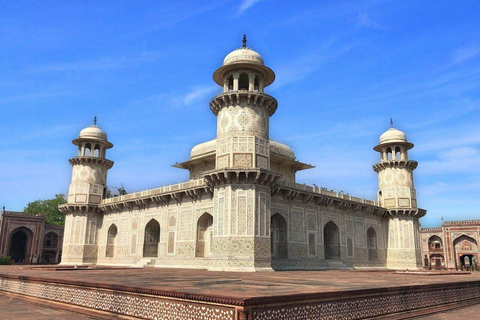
[0, 278, 235, 320]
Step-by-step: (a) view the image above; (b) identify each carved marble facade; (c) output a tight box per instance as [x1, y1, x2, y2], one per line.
[59, 40, 425, 271]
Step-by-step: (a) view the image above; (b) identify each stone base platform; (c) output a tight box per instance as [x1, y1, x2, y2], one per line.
[1, 266, 480, 320]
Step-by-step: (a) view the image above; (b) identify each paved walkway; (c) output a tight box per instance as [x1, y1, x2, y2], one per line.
[0, 294, 99, 319]
[418, 303, 480, 319]
[0, 266, 478, 299]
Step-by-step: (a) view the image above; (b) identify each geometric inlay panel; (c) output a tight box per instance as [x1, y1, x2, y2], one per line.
[0, 279, 234, 320]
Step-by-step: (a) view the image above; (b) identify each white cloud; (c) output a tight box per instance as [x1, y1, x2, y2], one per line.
[421, 147, 480, 175]
[0, 90, 70, 103]
[416, 124, 480, 153]
[271, 40, 357, 90]
[0, 123, 79, 147]
[452, 44, 480, 64]
[183, 86, 217, 105]
[358, 12, 387, 30]
[30, 51, 167, 73]
[237, 0, 264, 14]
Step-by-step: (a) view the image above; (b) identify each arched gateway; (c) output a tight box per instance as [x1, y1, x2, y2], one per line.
[9, 227, 33, 263]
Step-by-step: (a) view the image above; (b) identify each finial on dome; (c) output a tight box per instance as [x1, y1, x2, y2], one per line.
[94, 116, 97, 126]
[242, 34, 247, 48]
[390, 118, 393, 128]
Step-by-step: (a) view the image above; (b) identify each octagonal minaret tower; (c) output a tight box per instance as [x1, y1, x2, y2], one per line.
[210, 35, 277, 170]
[60, 118, 114, 265]
[204, 36, 281, 271]
[373, 123, 425, 269]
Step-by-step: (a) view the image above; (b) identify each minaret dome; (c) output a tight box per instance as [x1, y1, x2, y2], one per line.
[72, 122, 113, 158]
[374, 127, 413, 161]
[213, 37, 275, 92]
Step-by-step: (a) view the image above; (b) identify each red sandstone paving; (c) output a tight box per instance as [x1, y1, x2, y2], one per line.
[0, 294, 99, 319]
[418, 303, 480, 319]
[1, 266, 480, 300]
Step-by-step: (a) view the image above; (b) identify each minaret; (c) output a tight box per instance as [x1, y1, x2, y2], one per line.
[210, 35, 276, 170]
[59, 118, 114, 265]
[373, 122, 425, 269]
[204, 36, 281, 271]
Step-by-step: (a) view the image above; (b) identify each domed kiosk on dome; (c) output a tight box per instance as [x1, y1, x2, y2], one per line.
[374, 127, 413, 152]
[59, 38, 426, 273]
[213, 35, 275, 89]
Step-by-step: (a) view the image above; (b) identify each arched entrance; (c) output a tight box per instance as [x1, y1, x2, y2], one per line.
[271, 214, 287, 259]
[324, 221, 340, 260]
[196, 213, 213, 257]
[143, 219, 160, 257]
[460, 254, 475, 271]
[453, 235, 478, 271]
[9, 228, 32, 263]
[106, 224, 117, 257]
[367, 227, 378, 261]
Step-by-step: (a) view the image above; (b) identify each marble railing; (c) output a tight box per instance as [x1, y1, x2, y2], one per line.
[102, 178, 378, 208]
[279, 180, 378, 206]
[102, 178, 207, 204]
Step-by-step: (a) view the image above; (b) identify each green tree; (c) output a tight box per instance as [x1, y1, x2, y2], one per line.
[24, 194, 67, 226]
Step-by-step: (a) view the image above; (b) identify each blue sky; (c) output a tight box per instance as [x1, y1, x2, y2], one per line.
[0, 1, 479, 227]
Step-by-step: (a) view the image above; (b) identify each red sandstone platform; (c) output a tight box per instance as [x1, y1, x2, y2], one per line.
[1, 266, 480, 319]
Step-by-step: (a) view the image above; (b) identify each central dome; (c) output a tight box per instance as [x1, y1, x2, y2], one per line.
[223, 48, 264, 66]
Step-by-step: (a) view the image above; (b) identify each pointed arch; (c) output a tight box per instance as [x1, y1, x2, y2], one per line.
[196, 213, 213, 257]
[324, 221, 340, 260]
[169, 216, 176, 227]
[143, 219, 160, 257]
[8, 227, 34, 263]
[271, 213, 288, 259]
[85, 143, 92, 156]
[453, 235, 477, 270]
[44, 232, 59, 248]
[367, 227, 378, 261]
[428, 235, 443, 250]
[386, 147, 393, 160]
[106, 224, 117, 257]
[93, 144, 100, 157]
[394, 146, 401, 160]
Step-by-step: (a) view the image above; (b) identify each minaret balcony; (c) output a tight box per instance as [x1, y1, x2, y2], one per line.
[69, 156, 114, 169]
[385, 208, 427, 218]
[203, 167, 282, 188]
[373, 159, 417, 172]
[209, 91, 277, 116]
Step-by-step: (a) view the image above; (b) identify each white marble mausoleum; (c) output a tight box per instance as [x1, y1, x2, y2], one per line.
[59, 39, 426, 271]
